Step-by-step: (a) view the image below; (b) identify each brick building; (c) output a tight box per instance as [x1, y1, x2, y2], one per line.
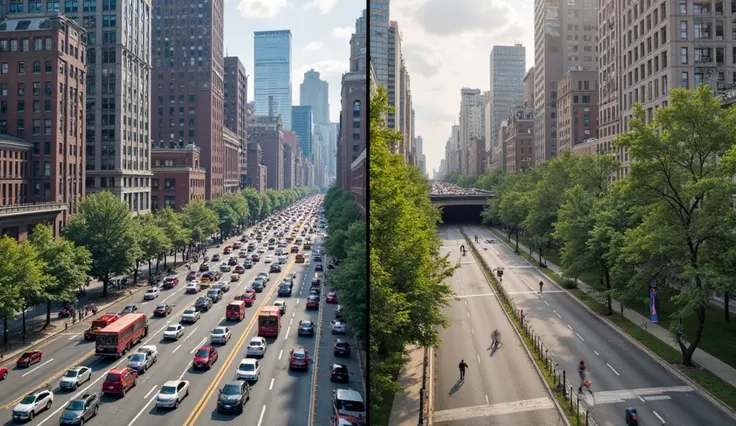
[249, 103, 283, 190]
[224, 56, 247, 188]
[246, 141, 264, 193]
[222, 127, 240, 194]
[150, 142, 205, 211]
[502, 105, 535, 173]
[350, 147, 366, 219]
[0, 14, 86, 240]
[556, 69, 599, 155]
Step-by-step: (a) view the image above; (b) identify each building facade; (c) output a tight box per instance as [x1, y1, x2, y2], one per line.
[502, 105, 535, 173]
[245, 141, 264, 193]
[337, 72, 366, 191]
[489, 44, 526, 150]
[350, 146, 365, 219]
[368, 1, 389, 87]
[254, 30, 292, 130]
[223, 56, 247, 188]
[299, 69, 328, 126]
[459, 88, 482, 175]
[0, 14, 86, 239]
[556, 69, 598, 155]
[222, 127, 240, 193]
[150, 142, 205, 211]
[387, 21, 401, 131]
[291, 105, 312, 160]
[524, 66, 535, 108]
[249, 110, 283, 190]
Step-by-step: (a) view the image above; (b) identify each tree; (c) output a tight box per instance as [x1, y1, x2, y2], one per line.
[241, 187, 263, 224]
[332, 234, 366, 340]
[153, 208, 190, 263]
[30, 224, 91, 327]
[64, 191, 140, 298]
[181, 199, 219, 251]
[207, 194, 248, 240]
[615, 84, 736, 366]
[138, 219, 172, 275]
[0, 237, 46, 342]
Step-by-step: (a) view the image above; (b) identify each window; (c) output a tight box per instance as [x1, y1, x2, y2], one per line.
[17, 100, 24, 113]
[32, 100, 40, 113]
[679, 0, 687, 14]
[681, 22, 688, 39]
[681, 47, 688, 64]
[18, 83, 24, 96]
[164, 196, 176, 208]
[0, 84, 6, 97]
[33, 82, 40, 96]
[18, 62, 25, 74]
[0, 101, 6, 113]
[681, 72, 689, 88]
[29, 1, 41, 12]
[17, 119, 24, 132]
[46, 1, 59, 12]
[164, 178, 175, 189]
[44, 119, 51, 135]
[32, 119, 41, 135]
[0, 63, 7, 75]
[45, 60, 52, 73]
[32, 61, 40, 73]
[9, 1, 24, 13]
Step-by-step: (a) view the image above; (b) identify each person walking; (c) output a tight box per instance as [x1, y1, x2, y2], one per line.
[458, 359, 469, 381]
[539, 280, 544, 293]
[578, 360, 587, 393]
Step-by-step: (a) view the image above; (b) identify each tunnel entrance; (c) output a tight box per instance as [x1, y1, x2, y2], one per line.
[439, 204, 485, 224]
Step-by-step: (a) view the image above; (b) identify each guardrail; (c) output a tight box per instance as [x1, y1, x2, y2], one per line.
[0, 201, 67, 216]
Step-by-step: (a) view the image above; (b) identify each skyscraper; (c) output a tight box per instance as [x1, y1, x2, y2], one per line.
[152, 0, 225, 201]
[291, 106, 313, 160]
[299, 70, 329, 125]
[489, 45, 526, 150]
[387, 21, 401, 130]
[254, 30, 292, 130]
[369, 0, 389, 88]
[224, 56, 248, 188]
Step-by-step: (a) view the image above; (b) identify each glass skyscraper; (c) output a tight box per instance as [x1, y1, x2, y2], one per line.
[369, 0, 390, 88]
[254, 30, 292, 130]
[291, 106, 313, 160]
[489, 44, 526, 148]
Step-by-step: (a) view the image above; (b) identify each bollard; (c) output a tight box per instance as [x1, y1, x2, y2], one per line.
[563, 371, 567, 397]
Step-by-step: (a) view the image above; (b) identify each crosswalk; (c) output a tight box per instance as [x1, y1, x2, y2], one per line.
[580, 385, 694, 406]
[432, 397, 556, 423]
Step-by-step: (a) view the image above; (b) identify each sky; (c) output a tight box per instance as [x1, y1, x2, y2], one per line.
[390, 0, 535, 175]
[223, 0, 364, 123]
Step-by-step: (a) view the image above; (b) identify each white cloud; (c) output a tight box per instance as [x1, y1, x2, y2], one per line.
[330, 26, 353, 40]
[304, 0, 338, 14]
[303, 41, 324, 52]
[237, 0, 290, 18]
[294, 60, 349, 79]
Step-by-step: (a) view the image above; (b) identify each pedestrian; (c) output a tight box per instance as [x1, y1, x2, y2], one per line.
[578, 360, 586, 393]
[539, 280, 544, 293]
[64, 322, 67, 331]
[458, 359, 469, 381]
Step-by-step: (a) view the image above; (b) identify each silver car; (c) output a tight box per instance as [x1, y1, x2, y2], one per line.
[59, 366, 92, 390]
[156, 380, 190, 409]
[128, 352, 155, 373]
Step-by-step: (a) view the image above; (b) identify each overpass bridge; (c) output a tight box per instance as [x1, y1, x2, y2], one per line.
[429, 183, 494, 222]
[429, 193, 493, 207]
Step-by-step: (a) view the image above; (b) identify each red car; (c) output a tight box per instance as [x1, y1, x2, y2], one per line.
[330, 415, 360, 426]
[193, 346, 218, 370]
[16, 350, 42, 368]
[162, 276, 179, 289]
[0, 366, 8, 380]
[333, 339, 351, 357]
[154, 304, 172, 317]
[235, 291, 256, 306]
[289, 347, 309, 370]
[306, 295, 320, 310]
[224, 246, 232, 254]
[326, 292, 338, 303]
[102, 367, 138, 396]
[315, 263, 323, 271]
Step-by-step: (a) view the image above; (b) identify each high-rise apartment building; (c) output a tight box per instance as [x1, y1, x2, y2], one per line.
[291, 105, 313, 160]
[246, 141, 264, 193]
[533, 0, 598, 166]
[387, 21, 401, 131]
[399, 60, 414, 164]
[152, 0, 224, 201]
[222, 128, 240, 193]
[489, 44, 526, 150]
[224, 56, 247, 188]
[556, 69, 598, 155]
[368, 0, 389, 87]
[299, 70, 329, 126]
[0, 14, 86, 239]
[254, 30, 292, 130]
[351, 9, 367, 75]
[502, 105, 535, 173]
[249, 101, 283, 190]
[459, 88, 482, 175]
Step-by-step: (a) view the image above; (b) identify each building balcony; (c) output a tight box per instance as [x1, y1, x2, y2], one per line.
[0, 201, 67, 219]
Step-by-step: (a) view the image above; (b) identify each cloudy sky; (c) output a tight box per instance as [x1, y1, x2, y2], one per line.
[224, 0, 364, 123]
[390, 0, 535, 175]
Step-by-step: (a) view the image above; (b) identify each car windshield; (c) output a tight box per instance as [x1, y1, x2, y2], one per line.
[222, 384, 241, 395]
[20, 395, 36, 404]
[212, 329, 225, 334]
[333, 364, 347, 372]
[21, 352, 32, 358]
[166, 326, 179, 332]
[147, 289, 155, 293]
[239, 362, 255, 371]
[160, 386, 177, 395]
[301, 322, 312, 327]
[64, 370, 78, 377]
[196, 349, 210, 357]
[249, 341, 262, 347]
[130, 354, 145, 362]
[341, 400, 366, 411]
[196, 298, 207, 304]
[292, 352, 305, 359]
[67, 400, 85, 410]
[105, 373, 120, 382]
[184, 309, 196, 315]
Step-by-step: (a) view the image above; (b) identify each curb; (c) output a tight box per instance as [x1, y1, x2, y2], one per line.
[486, 227, 736, 421]
[460, 227, 572, 426]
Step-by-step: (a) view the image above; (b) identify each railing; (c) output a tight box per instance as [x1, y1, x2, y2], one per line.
[0, 201, 67, 216]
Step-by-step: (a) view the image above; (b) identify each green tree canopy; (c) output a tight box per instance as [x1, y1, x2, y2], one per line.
[181, 199, 219, 244]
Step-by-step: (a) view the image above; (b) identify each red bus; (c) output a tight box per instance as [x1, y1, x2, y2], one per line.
[257, 306, 281, 337]
[95, 313, 148, 358]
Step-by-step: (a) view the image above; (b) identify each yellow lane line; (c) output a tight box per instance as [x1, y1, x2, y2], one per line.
[182, 258, 297, 426]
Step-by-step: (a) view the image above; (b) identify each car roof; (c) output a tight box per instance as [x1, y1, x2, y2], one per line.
[108, 368, 127, 374]
[331, 363, 348, 369]
[212, 326, 227, 331]
[69, 366, 88, 372]
[240, 357, 257, 364]
[293, 347, 307, 354]
[335, 388, 363, 401]
[249, 336, 264, 342]
[163, 380, 183, 387]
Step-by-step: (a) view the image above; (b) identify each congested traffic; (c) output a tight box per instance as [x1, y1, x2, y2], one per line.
[0, 195, 365, 426]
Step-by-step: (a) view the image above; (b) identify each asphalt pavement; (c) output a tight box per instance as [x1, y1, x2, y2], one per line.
[432, 226, 564, 426]
[0, 205, 362, 426]
[463, 225, 736, 426]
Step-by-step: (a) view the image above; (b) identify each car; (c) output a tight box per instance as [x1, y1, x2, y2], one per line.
[217, 381, 250, 414]
[268, 243, 275, 250]
[264, 255, 273, 263]
[210, 327, 232, 345]
[207, 289, 223, 303]
[236, 358, 260, 382]
[181, 308, 201, 323]
[154, 304, 172, 317]
[59, 366, 92, 391]
[233, 265, 245, 274]
[192, 346, 218, 370]
[291, 246, 299, 253]
[334, 305, 344, 318]
[212, 253, 222, 261]
[128, 351, 155, 373]
[306, 295, 320, 309]
[298, 320, 314, 336]
[195, 296, 213, 311]
[233, 242, 241, 250]
[257, 271, 270, 282]
[12, 388, 53, 421]
[314, 255, 322, 262]
[243, 259, 253, 269]
[257, 246, 266, 254]
[289, 347, 309, 370]
[315, 263, 323, 271]
[331, 320, 347, 334]
[238, 292, 256, 306]
[186, 281, 201, 293]
[121, 305, 138, 314]
[224, 246, 232, 254]
[278, 255, 288, 264]
[334, 339, 352, 357]
[329, 363, 350, 383]
[216, 281, 231, 292]
[251, 280, 265, 293]
[326, 292, 338, 303]
[310, 287, 321, 296]
[332, 389, 366, 425]
[0, 366, 7, 380]
[220, 263, 232, 272]
[186, 271, 198, 281]
[199, 263, 210, 272]
[270, 263, 282, 273]
[102, 367, 138, 396]
[16, 350, 42, 368]
[202, 271, 223, 281]
[245, 337, 267, 358]
[251, 254, 260, 262]
[156, 380, 190, 409]
[59, 392, 99, 425]
[274, 300, 287, 315]
[164, 324, 185, 340]
[228, 257, 238, 266]
[162, 276, 179, 289]
[278, 284, 292, 296]
[282, 277, 295, 288]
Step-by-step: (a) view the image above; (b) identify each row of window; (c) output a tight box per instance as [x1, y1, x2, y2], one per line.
[1, 99, 54, 114]
[7, 0, 116, 14]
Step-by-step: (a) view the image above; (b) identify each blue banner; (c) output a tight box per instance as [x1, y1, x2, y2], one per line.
[650, 288, 659, 323]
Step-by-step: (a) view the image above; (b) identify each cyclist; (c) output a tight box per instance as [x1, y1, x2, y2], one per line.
[578, 360, 587, 393]
[491, 329, 500, 348]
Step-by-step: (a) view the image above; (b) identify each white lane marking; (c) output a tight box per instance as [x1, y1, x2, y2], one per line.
[554, 311, 561, 318]
[543, 300, 549, 306]
[172, 344, 183, 353]
[567, 324, 572, 330]
[269, 378, 274, 390]
[455, 293, 496, 299]
[178, 361, 192, 380]
[278, 349, 283, 360]
[576, 333, 585, 341]
[637, 394, 645, 402]
[432, 398, 555, 423]
[291, 312, 295, 318]
[296, 299, 300, 305]
[485, 395, 489, 405]
[190, 336, 207, 354]
[182, 327, 198, 342]
[653, 410, 665, 423]
[289, 318, 293, 325]
[141, 301, 149, 305]
[471, 329, 474, 335]
[144, 385, 157, 399]
[127, 390, 158, 426]
[68, 334, 81, 340]
[257, 405, 267, 426]
[466, 312, 470, 318]
[594, 350, 600, 356]
[476, 355, 481, 364]
[606, 363, 620, 376]
[464, 300, 467, 306]
[22, 359, 54, 377]
[161, 288, 182, 303]
[285, 326, 291, 339]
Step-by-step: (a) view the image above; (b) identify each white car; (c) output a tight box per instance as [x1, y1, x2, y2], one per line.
[274, 299, 287, 315]
[144, 288, 159, 300]
[181, 308, 200, 323]
[246, 337, 267, 358]
[264, 255, 273, 264]
[12, 389, 53, 421]
[278, 255, 288, 264]
[257, 246, 266, 254]
[164, 324, 185, 340]
[331, 320, 346, 334]
[156, 380, 190, 409]
[59, 366, 92, 390]
[210, 327, 231, 345]
[186, 281, 200, 293]
[236, 358, 260, 382]
[138, 345, 159, 361]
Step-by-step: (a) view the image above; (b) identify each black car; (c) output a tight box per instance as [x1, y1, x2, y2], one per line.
[228, 257, 238, 266]
[199, 263, 210, 272]
[297, 320, 314, 336]
[334, 339, 351, 357]
[195, 297, 213, 312]
[313, 255, 322, 262]
[59, 393, 100, 425]
[329, 363, 349, 383]
[278, 285, 292, 296]
[212, 254, 221, 262]
[243, 259, 253, 269]
[217, 381, 250, 414]
[310, 287, 320, 296]
[270, 264, 282, 273]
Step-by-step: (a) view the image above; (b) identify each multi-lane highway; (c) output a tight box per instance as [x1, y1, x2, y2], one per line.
[463, 224, 736, 426]
[432, 226, 564, 426]
[0, 202, 364, 426]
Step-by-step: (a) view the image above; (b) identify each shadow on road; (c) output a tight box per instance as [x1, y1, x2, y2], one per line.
[448, 379, 464, 396]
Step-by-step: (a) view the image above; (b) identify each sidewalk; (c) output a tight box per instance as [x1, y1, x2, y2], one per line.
[388, 345, 425, 426]
[488, 228, 736, 388]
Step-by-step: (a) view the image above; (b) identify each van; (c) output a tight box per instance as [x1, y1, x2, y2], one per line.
[296, 254, 305, 263]
[226, 300, 246, 321]
[332, 388, 366, 425]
